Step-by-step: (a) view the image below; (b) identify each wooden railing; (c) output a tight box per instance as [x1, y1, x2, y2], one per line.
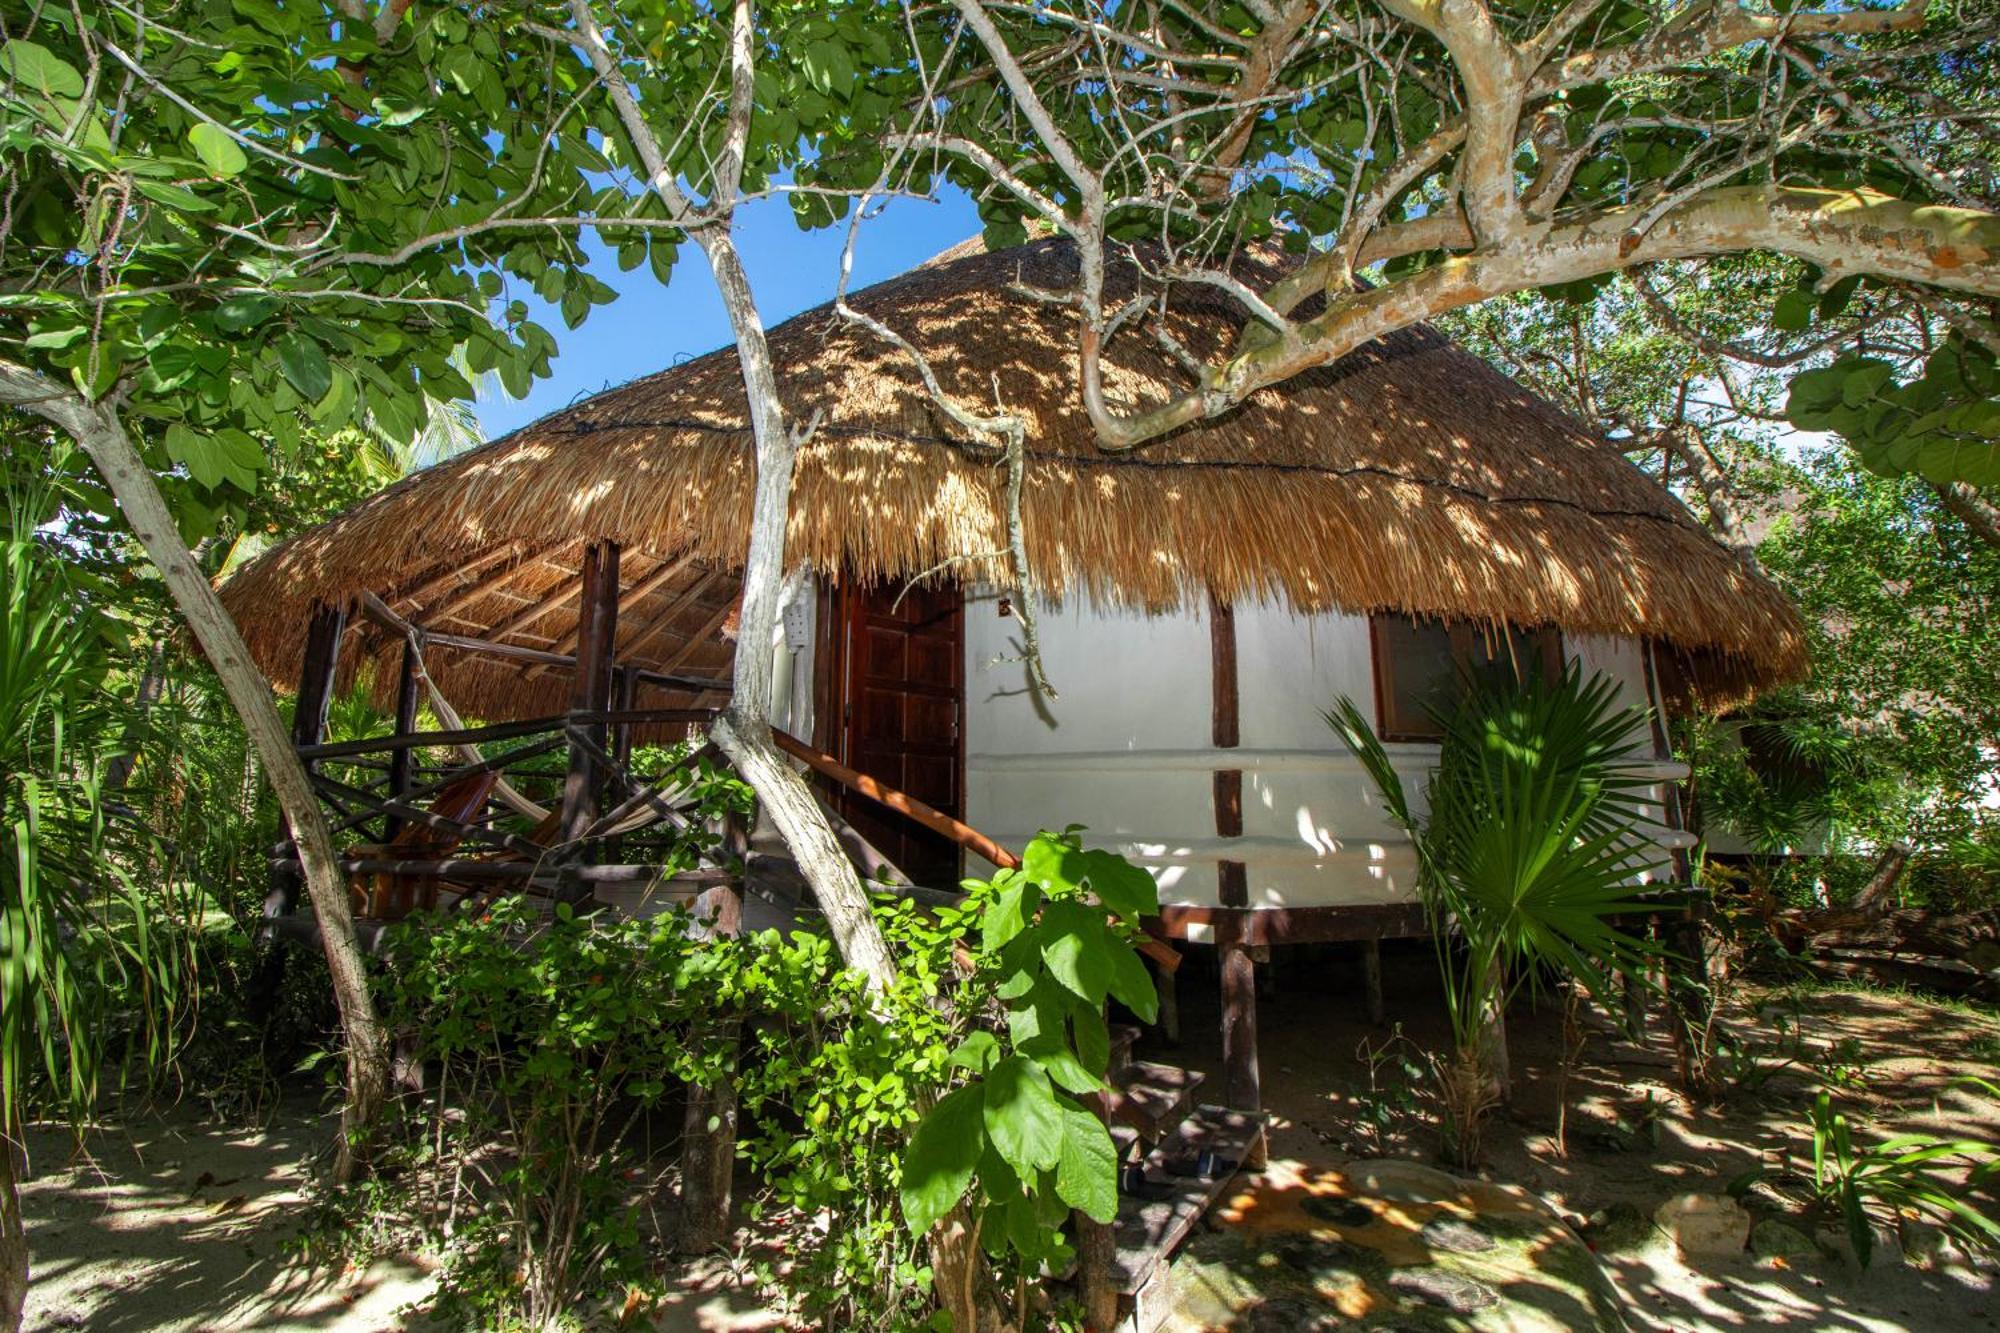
[771, 728, 1181, 973]
[279, 702, 1180, 969]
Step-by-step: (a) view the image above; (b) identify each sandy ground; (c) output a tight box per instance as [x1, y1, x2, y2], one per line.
[16, 945, 2000, 1331]
[1153, 939, 2000, 1331]
[14, 1103, 778, 1332]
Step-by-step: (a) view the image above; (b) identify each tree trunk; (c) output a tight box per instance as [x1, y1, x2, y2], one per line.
[1, 1135, 24, 1333]
[1853, 840, 1914, 912]
[1933, 481, 2000, 551]
[1474, 948, 1511, 1103]
[0, 372, 390, 1180]
[694, 234, 901, 990]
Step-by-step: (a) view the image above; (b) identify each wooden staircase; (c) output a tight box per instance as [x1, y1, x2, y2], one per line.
[1097, 1025, 1266, 1333]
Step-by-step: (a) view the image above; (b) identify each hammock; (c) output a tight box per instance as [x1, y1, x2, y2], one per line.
[397, 625, 699, 838]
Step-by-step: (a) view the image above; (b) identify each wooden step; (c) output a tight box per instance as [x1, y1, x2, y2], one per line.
[1108, 1022, 1141, 1077]
[1111, 1105, 1266, 1301]
[1105, 1060, 1204, 1140]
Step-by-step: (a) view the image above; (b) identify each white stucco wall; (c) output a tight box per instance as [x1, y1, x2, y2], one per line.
[963, 592, 1689, 913]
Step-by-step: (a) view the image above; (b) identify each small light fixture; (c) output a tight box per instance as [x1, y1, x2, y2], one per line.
[997, 595, 1014, 619]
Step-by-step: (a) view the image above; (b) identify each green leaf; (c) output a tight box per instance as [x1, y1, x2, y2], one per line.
[1, 40, 84, 98]
[164, 423, 226, 489]
[187, 123, 248, 177]
[133, 180, 216, 213]
[1054, 1102, 1118, 1223]
[1773, 289, 1815, 333]
[983, 872, 1038, 953]
[900, 1085, 984, 1235]
[1024, 1040, 1101, 1095]
[1105, 940, 1159, 1024]
[275, 333, 333, 402]
[948, 1031, 1000, 1074]
[1069, 1000, 1110, 1076]
[1041, 901, 1112, 1004]
[1080, 850, 1158, 922]
[982, 1057, 1064, 1176]
[213, 293, 277, 333]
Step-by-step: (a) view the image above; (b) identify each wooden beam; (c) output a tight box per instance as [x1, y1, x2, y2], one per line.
[293, 602, 346, 754]
[425, 544, 557, 627]
[1156, 903, 1431, 946]
[617, 566, 724, 664]
[488, 561, 586, 642]
[773, 729, 1019, 871]
[653, 595, 738, 676]
[300, 714, 567, 760]
[770, 728, 1182, 973]
[380, 542, 522, 613]
[560, 541, 619, 856]
[526, 549, 698, 680]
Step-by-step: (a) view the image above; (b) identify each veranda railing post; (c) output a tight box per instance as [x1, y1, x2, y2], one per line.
[384, 636, 420, 840]
[251, 600, 345, 1009]
[559, 541, 620, 889]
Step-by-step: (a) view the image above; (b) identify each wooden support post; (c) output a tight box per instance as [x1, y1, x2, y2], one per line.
[560, 541, 619, 867]
[1362, 938, 1386, 1026]
[1154, 954, 1181, 1046]
[253, 602, 344, 1014]
[266, 602, 345, 917]
[676, 877, 743, 1253]
[611, 666, 638, 768]
[384, 637, 420, 840]
[1208, 591, 1260, 1127]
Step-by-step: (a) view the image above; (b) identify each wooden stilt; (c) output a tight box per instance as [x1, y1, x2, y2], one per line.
[1362, 938, 1386, 1026]
[1153, 954, 1181, 1046]
[253, 602, 344, 1012]
[1219, 932, 1262, 1132]
[560, 541, 619, 864]
[676, 878, 742, 1253]
[1074, 1084, 1119, 1330]
[1207, 589, 1261, 1163]
[384, 638, 420, 840]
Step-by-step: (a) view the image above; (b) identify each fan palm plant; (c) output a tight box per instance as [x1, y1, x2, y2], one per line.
[1328, 662, 1665, 1165]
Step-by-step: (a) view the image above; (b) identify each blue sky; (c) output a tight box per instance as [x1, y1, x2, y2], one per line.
[474, 188, 984, 440]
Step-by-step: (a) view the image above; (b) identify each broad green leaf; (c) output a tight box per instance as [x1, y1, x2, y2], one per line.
[213, 293, 277, 332]
[1080, 850, 1159, 922]
[948, 1031, 1000, 1073]
[164, 424, 226, 490]
[187, 123, 248, 177]
[1069, 1000, 1110, 1075]
[0, 40, 84, 98]
[1054, 1102, 1119, 1223]
[899, 1085, 984, 1235]
[983, 873, 1038, 952]
[133, 180, 216, 213]
[982, 1056, 1063, 1176]
[1041, 901, 1112, 1004]
[275, 334, 333, 402]
[1023, 1040, 1101, 1095]
[1105, 940, 1159, 1024]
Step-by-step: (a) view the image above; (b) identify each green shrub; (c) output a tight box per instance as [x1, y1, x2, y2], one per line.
[361, 827, 1155, 1330]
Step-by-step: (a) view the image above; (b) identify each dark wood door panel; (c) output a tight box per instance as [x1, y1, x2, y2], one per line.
[826, 579, 965, 887]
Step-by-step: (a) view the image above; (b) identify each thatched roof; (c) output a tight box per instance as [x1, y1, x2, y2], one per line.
[221, 236, 1806, 718]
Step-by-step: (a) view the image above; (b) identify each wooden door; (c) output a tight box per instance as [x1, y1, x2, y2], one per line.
[827, 580, 965, 886]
